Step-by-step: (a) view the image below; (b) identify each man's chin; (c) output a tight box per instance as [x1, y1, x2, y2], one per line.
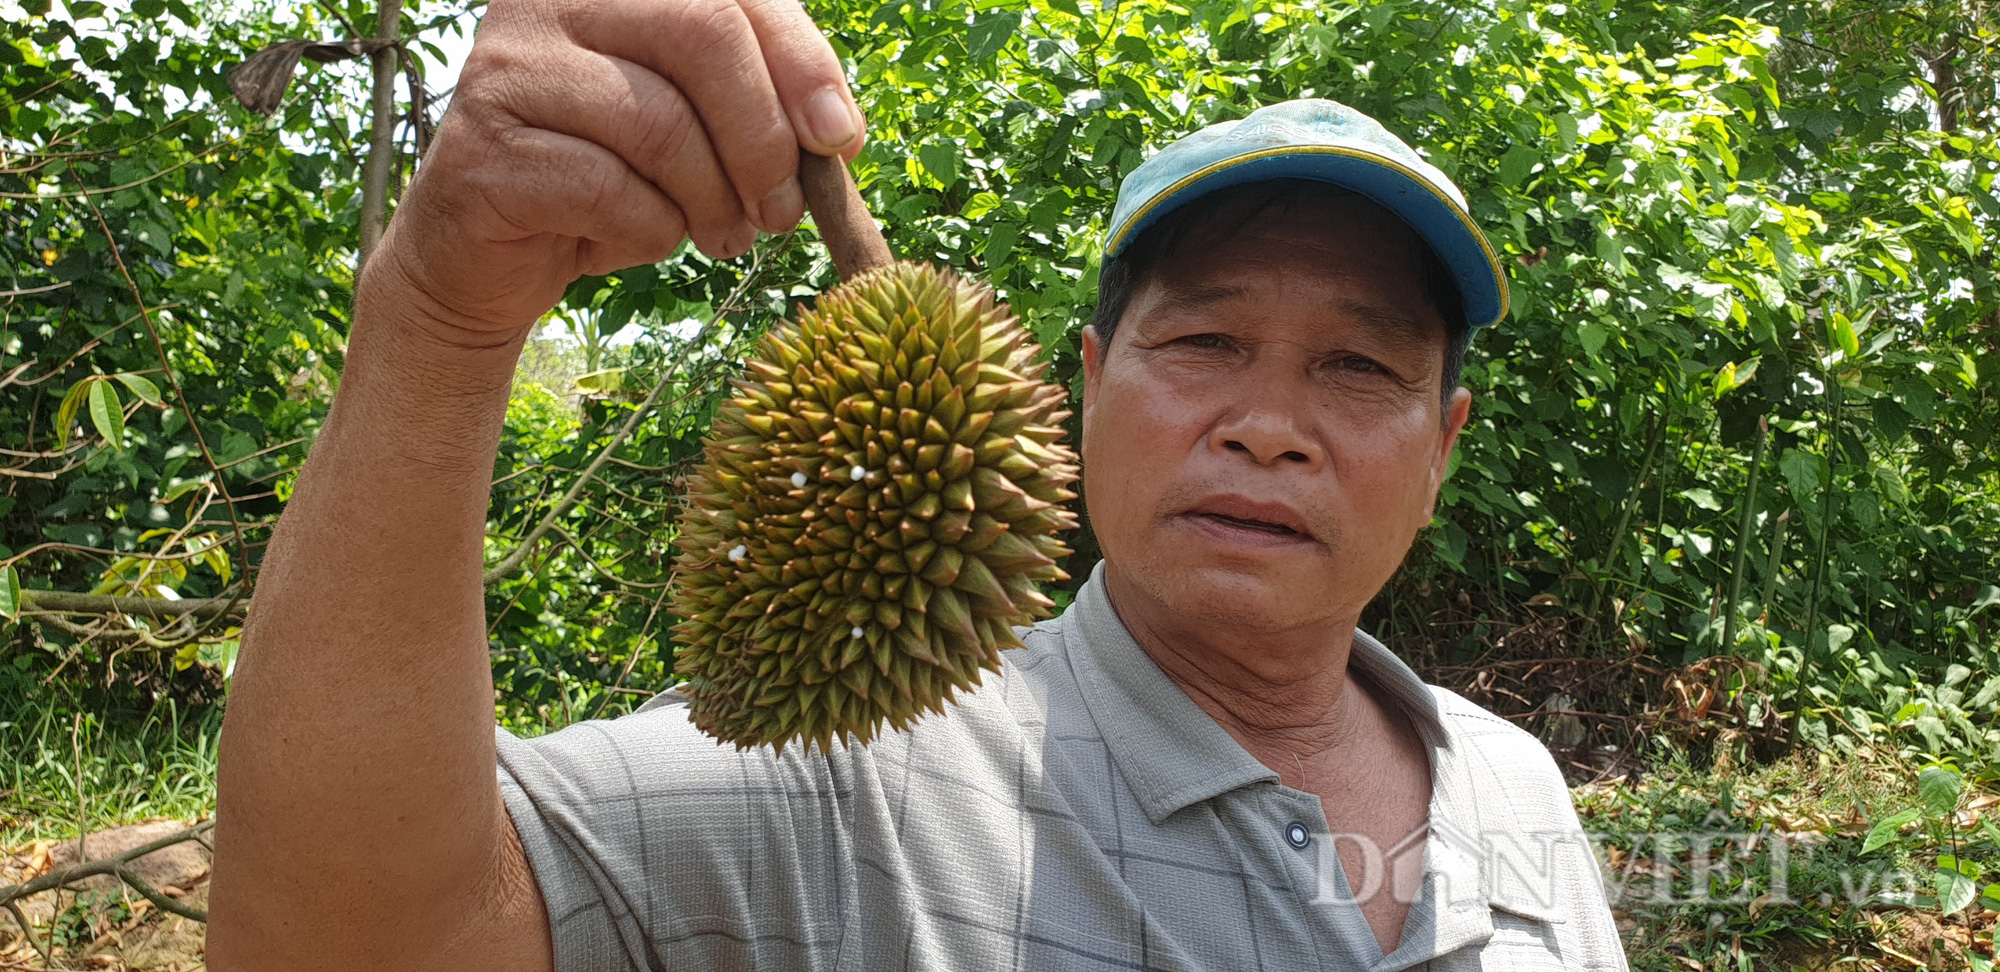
[1119, 559, 1338, 634]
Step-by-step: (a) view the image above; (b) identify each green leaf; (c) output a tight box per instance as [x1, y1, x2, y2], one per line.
[1778, 448, 1821, 502]
[1828, 311, 1860, 358]
[1971, 586, 2000, 615]
[1919, 765, 1963, 817]
[1577, 320, 1608, 356]
[1725, 194, 1763, 233]
[54, 377, 94, 447]
[1497, 143, 1538, 186]
[1552, 112, 1578, 148]
[983, 222, 1019, 269]
[198, 637, 242, 679]
[1847, 490, 1881, 530]
[131, 218, 173, 256]
[87, 378, 125, 450]
[1680, 488, 1722, 511]
[203, 543, 233, 584]
[917, 143, 959, 190]
[965, 10, 1023, 61]
[114, 372, 163, 406]
[1713, 357, 1758, 397]
[1432, 518, 1467, 569]
[161, 478, 207, 504]
[1862, 807, 1920, 854]
[1935, 862, 1976, 915]
[0, 565, 18, 620]
[964, 192, 1002, 220]
[869, 0, 908, 29]
[573, 368, 626, 394]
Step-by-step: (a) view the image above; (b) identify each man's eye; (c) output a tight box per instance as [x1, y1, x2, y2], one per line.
[1336, 355, 1388, 375]
[1176, 333, 1229, 349]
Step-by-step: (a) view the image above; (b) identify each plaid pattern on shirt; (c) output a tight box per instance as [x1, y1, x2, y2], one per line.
[496, 563, 1630, 971]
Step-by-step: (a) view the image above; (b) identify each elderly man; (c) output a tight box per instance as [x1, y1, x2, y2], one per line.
[207, 0, 1628, 968]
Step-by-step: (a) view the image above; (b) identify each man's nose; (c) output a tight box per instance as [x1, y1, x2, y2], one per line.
[1210, 388, 1323, 469]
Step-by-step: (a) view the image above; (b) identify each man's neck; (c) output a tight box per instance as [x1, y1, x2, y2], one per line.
[1099, 563, 1435, 955]
[1101, 564, 1365, 765]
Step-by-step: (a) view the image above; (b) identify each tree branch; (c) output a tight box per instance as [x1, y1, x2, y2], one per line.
[0, 281, 72, 298]
[20, 590, 245, 619]
[70, 161, 257, 604]
[5, 899, 51, 964]
[0, 821, 216, 922]
[479, 374, 678, 587]
[480, 242, 776, 586]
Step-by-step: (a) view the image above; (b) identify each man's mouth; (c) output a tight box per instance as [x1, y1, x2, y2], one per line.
[1181, 496, 1315, 542]
[1199, 512, 1301, 536]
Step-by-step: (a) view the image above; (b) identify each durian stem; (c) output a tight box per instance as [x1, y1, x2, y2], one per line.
[799, 150, 894, 281]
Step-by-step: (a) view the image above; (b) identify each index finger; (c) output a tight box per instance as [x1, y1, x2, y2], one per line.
[566, 0, 860, 233]
[737, 0, 867, 159]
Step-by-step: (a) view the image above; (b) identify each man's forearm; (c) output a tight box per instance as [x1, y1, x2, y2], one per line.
[202, 0, 865, 956]
[207, 267, 534, 967]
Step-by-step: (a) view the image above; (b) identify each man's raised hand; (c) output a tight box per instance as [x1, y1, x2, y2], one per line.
[374, 0, 865, 341]
[208, 7, 862, 969]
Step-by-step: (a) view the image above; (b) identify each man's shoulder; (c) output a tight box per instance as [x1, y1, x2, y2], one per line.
[1426, 684, 1554, 757]
[1422, 684, 1578, 817]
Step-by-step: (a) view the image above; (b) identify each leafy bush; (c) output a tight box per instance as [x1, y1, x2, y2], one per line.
[3, 0, 1996, 764]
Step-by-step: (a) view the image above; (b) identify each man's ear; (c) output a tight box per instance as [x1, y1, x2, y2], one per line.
[1426, 387, 1473, 509]
[1080, 325, 1104, 409]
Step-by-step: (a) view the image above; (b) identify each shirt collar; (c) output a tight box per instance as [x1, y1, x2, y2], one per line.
[1062, 562, 1450, 826]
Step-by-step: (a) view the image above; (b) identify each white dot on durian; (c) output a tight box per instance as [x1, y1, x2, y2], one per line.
[791, 471, 808, 488]
[727, 544, 747, 562]
[850, 626, 864, 639]
[850, 465, 865, 481]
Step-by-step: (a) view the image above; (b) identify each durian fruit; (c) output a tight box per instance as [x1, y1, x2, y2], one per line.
[669, 154, 1078, 753]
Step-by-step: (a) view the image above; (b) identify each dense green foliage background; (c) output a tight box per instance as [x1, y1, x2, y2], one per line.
[11, 0, 1994, 747]
[4, 0, 2000, 963]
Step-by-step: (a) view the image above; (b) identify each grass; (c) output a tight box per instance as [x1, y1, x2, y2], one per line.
[1, 688, 1994, 970]
[0, 694, 219, 847]
[1577, 746, 1996, 970]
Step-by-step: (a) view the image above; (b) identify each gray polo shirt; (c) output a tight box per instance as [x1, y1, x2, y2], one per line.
[497, 564, 1629, 970]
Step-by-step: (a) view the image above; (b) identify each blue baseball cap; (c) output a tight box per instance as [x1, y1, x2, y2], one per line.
[1104, 99, 1509, 331]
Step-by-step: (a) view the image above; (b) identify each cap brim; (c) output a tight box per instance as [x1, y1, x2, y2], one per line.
[1105, 147, 1509, 331]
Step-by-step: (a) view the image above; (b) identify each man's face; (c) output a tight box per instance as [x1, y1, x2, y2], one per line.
[1080, 189, 1474, 634]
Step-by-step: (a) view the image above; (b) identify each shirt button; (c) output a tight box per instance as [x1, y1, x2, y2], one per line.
[1284, 821, 1311, 849]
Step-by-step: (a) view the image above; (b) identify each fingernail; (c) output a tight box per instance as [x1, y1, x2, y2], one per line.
[727, 222, 757, 258]
[759, 177, 805, 231]
[804, 87, 861, 151]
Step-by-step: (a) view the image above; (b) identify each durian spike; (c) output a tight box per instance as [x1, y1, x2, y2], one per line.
[799, 150, 894, 281]
[670, 150, 1080, 754]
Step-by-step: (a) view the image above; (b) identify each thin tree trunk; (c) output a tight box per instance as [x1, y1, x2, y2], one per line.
[357, 0, 405, 269]
[1721, 417, 1768, 654]
[1929, 47, 1962, 136]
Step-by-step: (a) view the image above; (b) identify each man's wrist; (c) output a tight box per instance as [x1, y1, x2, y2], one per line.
[333, 253, 530, 476]
[355, 230, 539, 355]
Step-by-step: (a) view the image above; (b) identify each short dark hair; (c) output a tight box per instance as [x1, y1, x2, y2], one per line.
[1091, 180, 1471, 411]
